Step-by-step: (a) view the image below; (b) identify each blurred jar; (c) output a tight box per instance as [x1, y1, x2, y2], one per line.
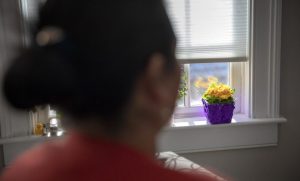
[49, 118, 59, 136]
[34, 122, 44, 136]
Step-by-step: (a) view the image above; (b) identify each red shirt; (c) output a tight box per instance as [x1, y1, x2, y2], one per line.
[2, 133, 221, 181]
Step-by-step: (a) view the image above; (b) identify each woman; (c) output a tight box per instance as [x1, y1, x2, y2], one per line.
[1, 0, 223, 180]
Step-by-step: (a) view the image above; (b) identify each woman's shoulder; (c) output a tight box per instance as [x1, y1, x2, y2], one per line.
[1, 135, 225, 181]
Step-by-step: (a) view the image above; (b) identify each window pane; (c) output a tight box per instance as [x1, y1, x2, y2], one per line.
[176, 96, 185, 107]
[189, 63, 229, 106]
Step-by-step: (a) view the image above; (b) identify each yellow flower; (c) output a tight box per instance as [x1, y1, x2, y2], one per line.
[220, 94, 230, 100]
[202, 82, 234, 101]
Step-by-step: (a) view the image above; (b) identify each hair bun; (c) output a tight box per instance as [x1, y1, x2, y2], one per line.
[3, 46, 75, 110]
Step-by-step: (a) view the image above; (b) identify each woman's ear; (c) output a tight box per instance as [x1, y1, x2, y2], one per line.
[139, 52, 180, 107]
[143, 53, 169, 104]
[131, 53, 169, 116]
[129, 53, 179, 128]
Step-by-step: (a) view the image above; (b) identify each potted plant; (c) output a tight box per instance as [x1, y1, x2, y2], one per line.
[202, 82, 235, 124]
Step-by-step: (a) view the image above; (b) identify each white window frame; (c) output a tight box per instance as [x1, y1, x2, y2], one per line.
[0, 0, 287, 161]
[158, 0, 286, 153]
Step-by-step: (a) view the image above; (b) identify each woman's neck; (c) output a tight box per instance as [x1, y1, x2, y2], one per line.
[74, 118, 158, 158]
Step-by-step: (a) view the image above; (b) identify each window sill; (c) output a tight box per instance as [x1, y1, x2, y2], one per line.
[158, 114, 287, 153]
[0, 134, 60, 145]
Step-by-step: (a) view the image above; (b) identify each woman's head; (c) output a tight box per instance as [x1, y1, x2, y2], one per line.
[3, 0, 179, 130]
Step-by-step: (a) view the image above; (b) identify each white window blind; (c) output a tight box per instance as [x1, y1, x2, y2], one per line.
[164, 0, 249, 63]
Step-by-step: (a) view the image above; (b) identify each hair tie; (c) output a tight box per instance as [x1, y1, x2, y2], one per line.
[36, 26, 65, 46]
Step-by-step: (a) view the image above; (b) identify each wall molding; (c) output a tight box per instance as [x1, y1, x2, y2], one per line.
[249, 0, 282, 118]
[268, 0, 282, 117]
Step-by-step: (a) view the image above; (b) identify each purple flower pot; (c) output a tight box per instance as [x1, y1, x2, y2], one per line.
[202, 99, 235, 124]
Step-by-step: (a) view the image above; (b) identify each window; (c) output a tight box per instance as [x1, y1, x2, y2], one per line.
[164, 0, 248, 125]
[158, 0, 285, 153]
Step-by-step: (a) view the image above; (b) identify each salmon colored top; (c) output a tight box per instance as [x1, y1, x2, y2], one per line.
[1, 132, 221, 181]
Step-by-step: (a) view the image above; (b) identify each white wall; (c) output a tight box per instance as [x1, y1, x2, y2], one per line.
[181, 0, 300, 180]
[0, 0, 32, 170]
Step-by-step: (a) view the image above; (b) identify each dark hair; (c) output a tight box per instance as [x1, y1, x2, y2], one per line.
[3, 0, 176, 121]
